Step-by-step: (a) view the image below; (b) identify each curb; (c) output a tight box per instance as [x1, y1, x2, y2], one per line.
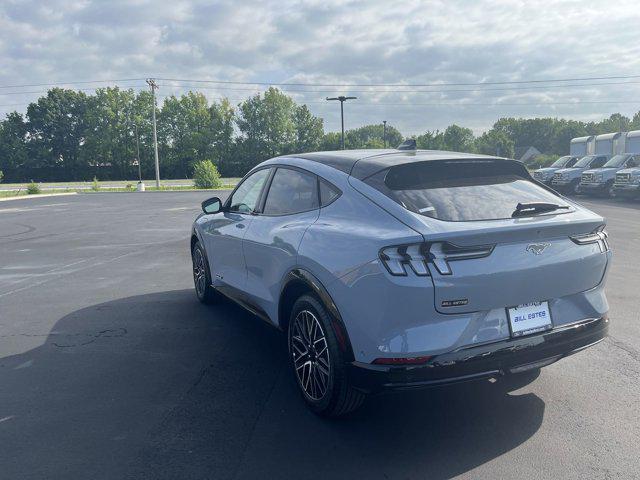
[0, 192, 78, 202]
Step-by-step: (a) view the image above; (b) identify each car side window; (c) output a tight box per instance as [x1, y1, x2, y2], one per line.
[627, 156, 638, 167]
[228, 169, 270, 213]
[566, 157, 578, 167]
[263, 168, 319, 215]
[319, 179, 341, 206]
[591, 156, 607, 168]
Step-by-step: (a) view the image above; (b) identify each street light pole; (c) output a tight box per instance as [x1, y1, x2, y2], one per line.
[383, 120, 387, 148]
[146, 78, 161, 188]
[326, 96, 357, 149]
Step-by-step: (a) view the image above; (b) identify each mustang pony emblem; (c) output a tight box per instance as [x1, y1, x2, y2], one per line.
[526, 243, 551, 255]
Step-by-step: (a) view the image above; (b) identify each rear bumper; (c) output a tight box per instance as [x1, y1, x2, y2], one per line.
[348, 316, 608, 393]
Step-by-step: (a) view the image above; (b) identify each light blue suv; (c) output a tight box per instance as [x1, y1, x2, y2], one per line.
[191, 149, 611, 416]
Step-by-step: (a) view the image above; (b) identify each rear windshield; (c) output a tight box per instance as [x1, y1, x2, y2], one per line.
[550, 156, 574, 168]
[363, 160, 568, 222]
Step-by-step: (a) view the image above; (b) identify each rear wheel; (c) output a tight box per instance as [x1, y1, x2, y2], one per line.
[192, 241, 219, 304]
[288, 295, 365, 417]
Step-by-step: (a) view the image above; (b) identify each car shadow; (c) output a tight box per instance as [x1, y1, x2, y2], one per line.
[0, 290, 545, 480]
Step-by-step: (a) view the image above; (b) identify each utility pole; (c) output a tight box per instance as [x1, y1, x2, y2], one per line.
[326, 96, 357, 149]
[135, 122, 142, 183]
[383, 120, 387, 148]
[146, 78, 160, 188]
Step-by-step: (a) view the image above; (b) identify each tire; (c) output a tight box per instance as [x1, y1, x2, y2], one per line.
[288, 294, 365, 417]
[192, 241, 219, 304]
[570, 179, 581, 195]
[605, 181, 615, 198]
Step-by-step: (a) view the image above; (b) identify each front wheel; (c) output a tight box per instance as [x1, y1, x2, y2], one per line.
[570, 179, 581, 195]
[192, 241, 219, 304]
[288, 295, 365, 417]
[605, 181, 615, 198]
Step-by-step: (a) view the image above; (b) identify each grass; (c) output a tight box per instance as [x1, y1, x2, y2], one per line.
[0, 178, 238, 199]
[0, 178, 241, 189]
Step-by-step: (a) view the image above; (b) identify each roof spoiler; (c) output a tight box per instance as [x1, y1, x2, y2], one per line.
[397, 139, 417, 150]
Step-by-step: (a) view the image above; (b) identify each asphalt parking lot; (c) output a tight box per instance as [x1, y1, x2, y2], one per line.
[1, 192, 639, 480]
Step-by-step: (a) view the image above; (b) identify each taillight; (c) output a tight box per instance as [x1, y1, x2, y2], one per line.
[570, 226, 610, 253]
[428, 242, 495, 275]
[379, 243, 429, 276]
[372, 356, 432, 365]
[380, 241, 495, 276]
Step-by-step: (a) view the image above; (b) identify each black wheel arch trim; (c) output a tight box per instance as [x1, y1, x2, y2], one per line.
[190, 228, 211, 277]
[281, 268, 355, 362]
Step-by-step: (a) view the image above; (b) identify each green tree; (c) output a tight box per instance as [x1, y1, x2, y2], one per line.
[26, 88, 91, 179]
[209, 98, 236, 176]
[344, 123, 402, 149]
[442, 124, 475, 152]
[159, 92, 212, 178]
[236, 87, 299, 171]
[592, 113, 631, 134]
[82, 87, 138, 180]
[320, 132, 342, 151]
[475, 129, 515, 158]
[416, 130, 446, 150]
[293, 104, 324, 153]
[0, 112, 29, 181]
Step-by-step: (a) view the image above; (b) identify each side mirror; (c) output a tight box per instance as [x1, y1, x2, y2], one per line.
[201, 197, 222, 214]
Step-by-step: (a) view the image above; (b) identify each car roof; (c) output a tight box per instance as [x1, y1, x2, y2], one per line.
[279, 149, 506, 180]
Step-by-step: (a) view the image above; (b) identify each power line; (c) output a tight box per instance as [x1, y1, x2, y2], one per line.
[0, 78, 146, 89]
[305, 100, 640, 106]
[1, 98, 639, 110]
[154, 74, 640, 88]
[1, 73, 640, 93]
[156, 80, 640, 94]
[0, 85, 149, 96]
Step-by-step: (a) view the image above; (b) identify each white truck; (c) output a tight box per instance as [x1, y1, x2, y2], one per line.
[581, 131, 640, 197]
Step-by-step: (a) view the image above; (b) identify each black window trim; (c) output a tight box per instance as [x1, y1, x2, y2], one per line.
[252, 164, 343, 217]
[224, 166, 274, 215]
[259, 165, 320, 217]
[318, 177, 342, 208]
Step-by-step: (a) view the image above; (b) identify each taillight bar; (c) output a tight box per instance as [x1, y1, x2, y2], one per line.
[570, 227, 610, 253]
[380, 241, 495, 276]
[428, 242, 495, 275]
[379, 243, 430, 276]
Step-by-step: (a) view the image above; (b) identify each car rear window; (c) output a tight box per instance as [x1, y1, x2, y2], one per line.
[363, 159, 568, 222]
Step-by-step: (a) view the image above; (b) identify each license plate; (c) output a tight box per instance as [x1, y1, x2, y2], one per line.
[507, 301, 553, 337]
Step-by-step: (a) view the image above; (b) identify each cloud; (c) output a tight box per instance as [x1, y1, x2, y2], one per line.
[1, 0, 640, 134]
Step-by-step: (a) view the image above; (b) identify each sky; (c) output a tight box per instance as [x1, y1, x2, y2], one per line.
[1, 0, 640, 135]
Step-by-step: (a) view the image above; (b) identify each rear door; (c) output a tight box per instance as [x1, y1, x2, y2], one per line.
[242, 167, 321, 320]
[362, 159, 609, 315]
